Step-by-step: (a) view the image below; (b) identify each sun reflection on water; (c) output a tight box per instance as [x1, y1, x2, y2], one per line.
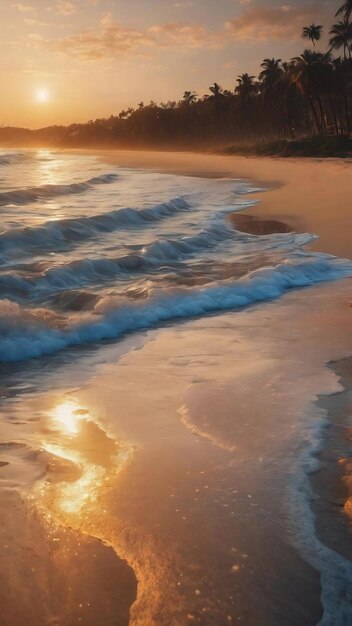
[36, 150, 61, 186]
[40, 398, 132, 518]
[52, 400, 82, 435]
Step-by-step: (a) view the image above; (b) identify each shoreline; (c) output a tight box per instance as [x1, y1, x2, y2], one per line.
[310, 358, 352, 558]
[72, 148, 352, 259]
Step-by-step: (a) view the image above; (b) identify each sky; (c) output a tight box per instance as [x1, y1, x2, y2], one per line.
[0, 0, 338, 128]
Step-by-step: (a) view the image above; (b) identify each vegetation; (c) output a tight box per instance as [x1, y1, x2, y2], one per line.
[1, 1, 352, 153]
[224, 136, 352, 158]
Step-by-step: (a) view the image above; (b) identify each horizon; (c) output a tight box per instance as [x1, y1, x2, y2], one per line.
[1, 0, 336, 129]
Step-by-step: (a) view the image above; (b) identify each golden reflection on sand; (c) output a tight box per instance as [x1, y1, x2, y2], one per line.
[39, 398, 132, 519]
[52, 400, 83, 435]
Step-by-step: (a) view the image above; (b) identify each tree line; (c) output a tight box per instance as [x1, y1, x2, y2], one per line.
[2, 0, 352, 149]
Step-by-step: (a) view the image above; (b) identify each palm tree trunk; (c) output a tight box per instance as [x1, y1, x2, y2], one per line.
[317, 96, 328, 134]
[307, 94, 321, 134]
[342, 92, 351, 136]
[338, 100, 346, 135]
[330, 97, 340, 135]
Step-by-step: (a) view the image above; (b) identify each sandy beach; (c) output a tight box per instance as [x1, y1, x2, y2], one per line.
[0, 150, 352, 626]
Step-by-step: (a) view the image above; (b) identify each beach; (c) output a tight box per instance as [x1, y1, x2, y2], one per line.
[0, 150, 351, 626]
[100, 149, 352, 257]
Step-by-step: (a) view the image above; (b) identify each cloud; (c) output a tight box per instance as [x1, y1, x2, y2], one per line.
[25, 18, 48, 25]
[172, 2, 193, 7]
[24, 2, 325, 62]
[56, 1, 77, 14]
[28, 33, 44, 41]
[12, 3, 34, 11]
[24, 17, 68, 27]
[149, 22, 207, 48]
[33, 14, 211, 60]
[225, 4, 320, 42]
[50, 16, 150, 59]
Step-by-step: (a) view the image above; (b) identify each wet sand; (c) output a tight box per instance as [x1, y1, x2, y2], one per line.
[0, 490, 136, 626]
[310, 359, 352, 560]
[227, 213, 292, 236]
[1, 279, 352, 624]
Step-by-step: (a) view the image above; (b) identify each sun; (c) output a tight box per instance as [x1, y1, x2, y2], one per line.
[35, 88, 50, 104]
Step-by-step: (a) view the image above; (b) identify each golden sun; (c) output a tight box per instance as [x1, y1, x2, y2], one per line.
[35, 87, 50, 104]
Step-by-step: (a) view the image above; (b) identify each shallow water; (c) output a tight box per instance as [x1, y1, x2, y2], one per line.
[1, 150, 352, 626]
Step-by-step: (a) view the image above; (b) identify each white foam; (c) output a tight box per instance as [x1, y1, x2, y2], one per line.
[288, 395, 352, 625]
[0, 228, 317, 299]
[0, 254, 351, 362]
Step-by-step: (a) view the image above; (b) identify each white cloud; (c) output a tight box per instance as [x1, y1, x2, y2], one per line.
[225, 4, 322, 42]
[32, 14, 212, 60]
[12, 3, 34, 11]
[56, 1, 77, 15]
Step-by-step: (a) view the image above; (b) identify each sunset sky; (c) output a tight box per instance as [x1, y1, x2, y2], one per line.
[0, 0, 335, 128]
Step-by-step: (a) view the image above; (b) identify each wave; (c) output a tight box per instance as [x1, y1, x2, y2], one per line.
[0, 254, 351, 362]
[0, 152, 31, 167]
[0, 173, 118, 206]
[0, 222, 233, 296]
[0, 197, 191, 262]
[0, 227, 315, 299]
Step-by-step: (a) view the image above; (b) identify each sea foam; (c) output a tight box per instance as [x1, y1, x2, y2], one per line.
[0, 254, 351, 362]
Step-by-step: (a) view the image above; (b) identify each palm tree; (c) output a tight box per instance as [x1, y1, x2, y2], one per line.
[333, 58, 352, 135]
[207, 83, 225, 119]
[329, 20, 352, 59]
[235, 74, 257, 100]
[302, 24, 323, 47]
[259, 58, 283, 92]
[335, 0, 352, 20]
[182, 91, 198, 105]
[208, 83, 223, 99]
[290, 50, 331, 134]
[258, 59, 286, 139]
[234, 74, 258, 138]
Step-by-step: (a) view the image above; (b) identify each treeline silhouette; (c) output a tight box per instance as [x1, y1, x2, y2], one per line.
[1, 0, 352, 150]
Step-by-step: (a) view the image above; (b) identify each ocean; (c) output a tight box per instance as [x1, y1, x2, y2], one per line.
[0, 150, 351, 362]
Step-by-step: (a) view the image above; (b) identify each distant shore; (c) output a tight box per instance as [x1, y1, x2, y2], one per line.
[222, 136, 352, 159]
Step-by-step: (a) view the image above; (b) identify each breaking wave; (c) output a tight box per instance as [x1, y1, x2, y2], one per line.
[0, 173, 118, 206]
[0, 227, 316, 298]
[0, 197, 191, 262]
[0, 152, 31, 167]
[0, 254, 351, 362]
